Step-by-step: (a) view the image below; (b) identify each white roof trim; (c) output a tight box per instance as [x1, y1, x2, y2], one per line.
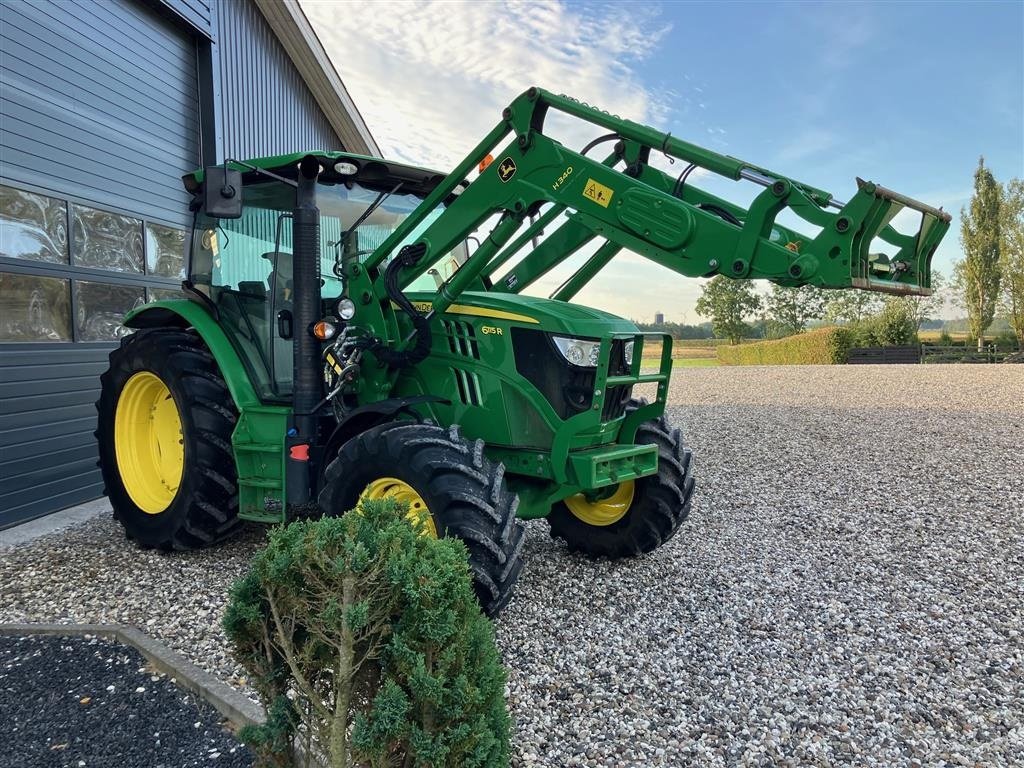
[253, 0, 381, 157]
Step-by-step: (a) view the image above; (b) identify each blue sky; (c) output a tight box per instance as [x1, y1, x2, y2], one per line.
[303, 0, 1023, 322]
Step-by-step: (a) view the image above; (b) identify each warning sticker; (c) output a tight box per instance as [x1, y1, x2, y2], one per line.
[582, 179, 614, 208]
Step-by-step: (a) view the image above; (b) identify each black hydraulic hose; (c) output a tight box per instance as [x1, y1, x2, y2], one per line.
[672, 163, 698, 197]
[361, 244, 432, 368]
[580, 133, 620, 156]
[698, 203, 742, 226]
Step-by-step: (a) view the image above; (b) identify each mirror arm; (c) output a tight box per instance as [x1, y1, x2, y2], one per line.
[223, 158, 299, 188]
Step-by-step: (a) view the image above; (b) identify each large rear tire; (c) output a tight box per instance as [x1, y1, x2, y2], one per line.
[318, 422, 525, 617]
[548, 401, 695, 557]
[96, 328, 241, 550]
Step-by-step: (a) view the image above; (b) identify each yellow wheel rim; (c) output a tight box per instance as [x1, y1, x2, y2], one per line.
[360, 477, 438, 538]
[565, 481, 635, 526]
[114, 371, 184, 514]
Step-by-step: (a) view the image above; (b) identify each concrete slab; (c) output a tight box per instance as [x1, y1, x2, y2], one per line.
[0, 498, 109, 549]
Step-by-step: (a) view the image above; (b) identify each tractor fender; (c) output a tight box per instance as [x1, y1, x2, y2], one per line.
[319, 395, 450, 484]
[124, 300, 261, 410]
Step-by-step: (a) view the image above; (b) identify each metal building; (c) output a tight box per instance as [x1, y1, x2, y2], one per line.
[0, 0, 378, 528]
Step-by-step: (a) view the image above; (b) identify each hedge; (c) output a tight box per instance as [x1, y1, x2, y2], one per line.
[716, 327, 854, 365]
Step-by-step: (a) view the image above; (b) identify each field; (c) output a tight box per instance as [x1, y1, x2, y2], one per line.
[2, 365, 1021, 766]
[643, 340, 722, 367]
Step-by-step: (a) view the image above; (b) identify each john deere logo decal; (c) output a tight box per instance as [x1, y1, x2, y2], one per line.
[497, 157, 517, 183]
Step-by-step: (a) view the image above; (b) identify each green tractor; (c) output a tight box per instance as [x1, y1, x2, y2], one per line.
[96, 88, 949, 615]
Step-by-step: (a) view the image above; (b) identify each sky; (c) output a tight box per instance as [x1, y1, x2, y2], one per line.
[301, 0, 1024, 323]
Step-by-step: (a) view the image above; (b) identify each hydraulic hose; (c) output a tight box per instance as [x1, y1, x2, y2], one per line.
[362, 244, 432, 369]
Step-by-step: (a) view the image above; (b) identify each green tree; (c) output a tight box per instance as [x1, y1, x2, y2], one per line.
[954, 157, 1002, 349]
[999, 178, 1024, 347]
[695, 275, 762, 345]
[223, 500, 510, 768]
[848, 298, 918, 347]
[901, 269, 948, 332]
[764, 284, 828, 336]
[824, 290, 885, 324]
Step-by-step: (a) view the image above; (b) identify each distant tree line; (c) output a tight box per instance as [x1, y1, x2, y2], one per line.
[633, 319, 715, 339]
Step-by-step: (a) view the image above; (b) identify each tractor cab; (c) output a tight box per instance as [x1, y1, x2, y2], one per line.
[181, 152, 468, 401]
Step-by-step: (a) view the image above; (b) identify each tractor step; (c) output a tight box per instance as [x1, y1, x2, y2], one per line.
[234, 443, 280, 453]
[238, 477, 281, 489]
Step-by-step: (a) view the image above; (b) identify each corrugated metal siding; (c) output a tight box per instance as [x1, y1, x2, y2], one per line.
[216, 0, 342, 159]
[159, 0, 212, 35]
[0, 0, 200, 529]
[0, 344, 111, 528]
[0, 0, 199, 227]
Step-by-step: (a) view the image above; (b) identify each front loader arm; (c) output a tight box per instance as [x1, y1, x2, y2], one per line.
[363, 87, 950, 329]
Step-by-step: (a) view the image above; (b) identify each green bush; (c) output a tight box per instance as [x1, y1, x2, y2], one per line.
[717, 327, 854, 365]
[846, 299, 918, 347]
[223, 499, 510, 768]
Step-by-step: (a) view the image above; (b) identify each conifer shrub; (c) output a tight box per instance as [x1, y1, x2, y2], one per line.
[223, 499, 510, 768]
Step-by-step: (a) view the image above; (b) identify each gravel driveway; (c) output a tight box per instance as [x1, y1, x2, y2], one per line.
[1, 365, 1021, 767]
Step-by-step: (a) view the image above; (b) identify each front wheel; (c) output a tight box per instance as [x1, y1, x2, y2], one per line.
[548, 402, 695, 557]
[318, 422, 525, 617]
[96, 329, 241, 550]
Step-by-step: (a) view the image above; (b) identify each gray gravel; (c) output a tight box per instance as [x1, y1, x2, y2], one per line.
[1, 364, 1021, 766]
[1, 633, 251, 767]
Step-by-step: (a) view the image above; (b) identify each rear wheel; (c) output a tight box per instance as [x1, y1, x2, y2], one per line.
[318, 422, 525, 617]
[96, 329, 241, 550]
[548, 401, 695, 557]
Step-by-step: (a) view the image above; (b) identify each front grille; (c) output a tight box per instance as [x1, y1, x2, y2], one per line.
[512, 328, 633, 420]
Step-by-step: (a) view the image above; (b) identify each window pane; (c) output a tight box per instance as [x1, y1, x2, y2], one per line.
[74, 280, 145, 341]
[147, 286, 185, 302]
[0, 271, 71, 341]
[146, 223, 186, 278]
[0, 185, 69, 264]
[71, 204, 143, 272]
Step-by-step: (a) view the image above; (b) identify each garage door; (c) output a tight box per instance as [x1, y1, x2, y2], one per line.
[0, 0, 200, 528]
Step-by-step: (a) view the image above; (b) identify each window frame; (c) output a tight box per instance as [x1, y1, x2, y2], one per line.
[0, 179, 187, 344]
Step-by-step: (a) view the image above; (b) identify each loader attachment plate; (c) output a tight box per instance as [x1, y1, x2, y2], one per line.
[844, 178, 951, 296]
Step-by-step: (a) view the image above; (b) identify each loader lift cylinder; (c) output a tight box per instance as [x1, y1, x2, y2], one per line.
[286, 156, 323, 507]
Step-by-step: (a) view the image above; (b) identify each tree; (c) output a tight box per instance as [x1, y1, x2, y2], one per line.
[954, 157, 1002, 349]
[764, 284, 828, 336]
[847, 298, 918, 347]
[824, 290, 885, 324]
[694, 276, 762, 344]
[999, 178, 1024, 347]
[223, 500, 510, 768]
[901, 269, 948, 332]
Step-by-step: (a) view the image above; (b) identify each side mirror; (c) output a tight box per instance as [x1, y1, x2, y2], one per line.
[204, 166, 243, 219]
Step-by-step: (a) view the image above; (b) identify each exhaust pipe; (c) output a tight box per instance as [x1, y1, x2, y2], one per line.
[286, 155, 323, 508]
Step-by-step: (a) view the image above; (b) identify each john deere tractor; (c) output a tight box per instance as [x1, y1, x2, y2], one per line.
[97, 88, 949, 615]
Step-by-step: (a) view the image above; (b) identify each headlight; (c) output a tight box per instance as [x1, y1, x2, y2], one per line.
[336, 296, 356, 321]
[623, 340, 635, 366]
[552, 336, 601, 367]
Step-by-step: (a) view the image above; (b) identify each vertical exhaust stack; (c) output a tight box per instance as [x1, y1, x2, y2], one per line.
[286, 155, 323, 508]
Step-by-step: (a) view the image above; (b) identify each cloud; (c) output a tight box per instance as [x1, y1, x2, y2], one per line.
[302, 0, 674, 170]
[300, 0, 722, 320]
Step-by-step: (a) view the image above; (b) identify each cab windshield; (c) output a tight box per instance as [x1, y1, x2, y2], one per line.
[188, 179, 466, 400]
